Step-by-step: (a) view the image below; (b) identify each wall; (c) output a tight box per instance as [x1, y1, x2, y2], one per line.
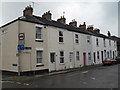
[19, 21, 49, 72]
[0, 21, 19, 72]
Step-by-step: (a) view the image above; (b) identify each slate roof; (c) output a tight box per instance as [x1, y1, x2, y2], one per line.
[111, 36, 120, 45]
[0, 15, 118, 40]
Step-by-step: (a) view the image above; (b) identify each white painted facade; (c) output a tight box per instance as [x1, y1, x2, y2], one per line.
[0, 19, 117, 73]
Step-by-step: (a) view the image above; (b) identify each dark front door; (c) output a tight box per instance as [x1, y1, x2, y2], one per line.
[83, 53, 86, 66]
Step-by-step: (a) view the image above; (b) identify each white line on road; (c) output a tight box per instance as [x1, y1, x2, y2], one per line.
[82, 71, 88, 74]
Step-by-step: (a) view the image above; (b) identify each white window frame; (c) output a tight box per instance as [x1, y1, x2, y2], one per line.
[88, 53, 91, 61]
[76, 51, 80, 61]
[59, 31, 64, 43]
[36, 48, 44, 65]
[96, 38, 99, 46]
[87, 36, 90, 43]
[60, 51, 64, 64]
[35, 25, 43, 41]
[75, 34, 79, 44]
[109, 40, 111, 46]
[103, 38, 106, 47]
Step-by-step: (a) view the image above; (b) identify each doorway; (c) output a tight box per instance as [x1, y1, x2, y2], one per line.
[50, 52, 56, 71]
[83, 53, 86, 66]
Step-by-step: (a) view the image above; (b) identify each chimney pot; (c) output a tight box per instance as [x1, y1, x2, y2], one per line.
[79, 22, 86, 30]
[69, 19, 77, 27]
[57, 16, 66, 24]
[42, 11, 52, 20]
[94, 28, 100, 34]
[23, 5, 33, 16]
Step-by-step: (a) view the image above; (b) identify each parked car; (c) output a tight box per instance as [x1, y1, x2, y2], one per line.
[102, 58, 117, 65]
[115, 56, 120, 63]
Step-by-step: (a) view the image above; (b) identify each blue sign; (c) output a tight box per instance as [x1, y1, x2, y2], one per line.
[17, 45, 24, 50]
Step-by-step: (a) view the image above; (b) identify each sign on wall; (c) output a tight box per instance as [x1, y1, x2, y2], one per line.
[18, 33, 25, 45]
[17, 45, 24, 50]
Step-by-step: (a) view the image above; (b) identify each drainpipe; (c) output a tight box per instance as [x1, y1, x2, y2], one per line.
[18, 20, 21, 76]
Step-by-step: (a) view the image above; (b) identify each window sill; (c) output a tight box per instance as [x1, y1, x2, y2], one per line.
[35, 39, 43, 42]
[59, 63, 65, 65]
[36, 64, 44, 67]
[59, 42, 64, 44]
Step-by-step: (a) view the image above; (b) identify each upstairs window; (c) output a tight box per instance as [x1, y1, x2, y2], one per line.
[75, 34, 79, 44]
[96, 38, 99, 46]
[36, 27, 42, 40]
[59, 31, 64, 43]
[103, 38, 106, 47]
[109, 40, 111, 46]
[87, 36, 90, 43]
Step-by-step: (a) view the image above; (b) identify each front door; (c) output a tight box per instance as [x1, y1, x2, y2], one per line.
[93, 52, 96, 63]
[50, 53, 56, 72]
[69, 52, 74, 68]
[83, 53, 86, 66]
[101, 51, 104, 62]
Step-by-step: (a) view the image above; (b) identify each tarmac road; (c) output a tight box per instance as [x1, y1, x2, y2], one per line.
[1, 64, 119, 88]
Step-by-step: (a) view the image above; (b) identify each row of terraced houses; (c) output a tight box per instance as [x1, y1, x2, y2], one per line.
[0, 6, 118, 75]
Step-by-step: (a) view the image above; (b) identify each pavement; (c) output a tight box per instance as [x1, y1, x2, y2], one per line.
[1, 64, 119, 88]
[2, 64, 104, 82]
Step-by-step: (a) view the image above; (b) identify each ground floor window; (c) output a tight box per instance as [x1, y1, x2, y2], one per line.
[76, 51, 80, 61]
[36, 50, 43, 65]
[88, 53, 91, 64]
[60, 51, 64, 63]
[97, 51, 99, 60]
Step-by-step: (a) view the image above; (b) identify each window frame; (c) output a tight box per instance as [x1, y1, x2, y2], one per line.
[36, 48, 44, 66]
[35, 26, 43, 41]
[96, 38, 99, 46]
[103, 38, 106, 47]
[76, 51, 80, 61]
[59, 31, 64, 43]
[75, 34, 79, 44]
[60, 51, 64, 64]
[87, 36, 90, 43]
[97, 51, 99, 60]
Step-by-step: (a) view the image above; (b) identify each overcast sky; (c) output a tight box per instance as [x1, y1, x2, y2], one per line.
[0, 0, 119, 36]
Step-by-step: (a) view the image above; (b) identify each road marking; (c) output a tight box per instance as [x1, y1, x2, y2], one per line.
[83, 82, 87, 84]
[82, 71, 88, 74]
[90, 77, 96, 80]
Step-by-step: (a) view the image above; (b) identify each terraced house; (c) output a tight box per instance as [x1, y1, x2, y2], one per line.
[0, 6, 118, 75]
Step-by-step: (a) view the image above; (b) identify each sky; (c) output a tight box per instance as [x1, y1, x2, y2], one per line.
[0, 0, 119, 37]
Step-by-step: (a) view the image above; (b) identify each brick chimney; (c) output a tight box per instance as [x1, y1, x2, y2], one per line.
[69, 19, 77, 27]
[23, 5, 33, 16]
[79, 22, 86, 30]
[94, 28, 100, 34]
[87, 25, 94, 31]
[57, 16, 66, 24]
[42, 11, 52, 20]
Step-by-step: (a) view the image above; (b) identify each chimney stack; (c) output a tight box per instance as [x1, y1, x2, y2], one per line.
[57, 16, 66, 24]
[94, 28, 100, 34]
[42, 11, 52, 20]
[69, 19, 77, 27]
[108, 31, 111, 37]
[79, 22, 86, 30]
[87, 25, 94, 31]
[23, 5, 33, 16]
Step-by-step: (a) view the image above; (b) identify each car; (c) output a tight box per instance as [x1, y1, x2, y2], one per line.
[115, 56, 120, 63]
[102, 58, 117, 65]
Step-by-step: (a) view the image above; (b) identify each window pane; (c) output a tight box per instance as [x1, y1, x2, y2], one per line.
[36, 51, 43, 64]
[59, 31, 63, 36]
[36, 27, 42, 39]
